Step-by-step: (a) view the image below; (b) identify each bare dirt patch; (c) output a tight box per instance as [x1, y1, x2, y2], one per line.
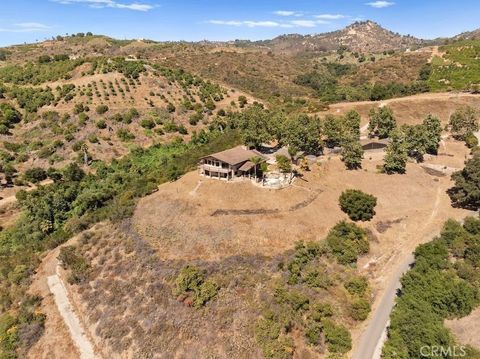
[133, 138, 471, 266]
[445, 308, 480, 350]
[324, 92, 480, 127]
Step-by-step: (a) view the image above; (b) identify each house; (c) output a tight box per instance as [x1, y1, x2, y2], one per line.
[199, 146, 265, 180]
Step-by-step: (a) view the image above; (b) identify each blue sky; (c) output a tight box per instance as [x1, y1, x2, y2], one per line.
[0, 0, 479, 46]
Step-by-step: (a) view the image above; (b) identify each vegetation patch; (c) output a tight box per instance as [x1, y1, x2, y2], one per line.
[383, 218, 480, 358]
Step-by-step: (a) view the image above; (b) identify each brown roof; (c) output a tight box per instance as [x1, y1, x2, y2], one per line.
[238, 161, 255, 172]
[360, 138, 390, 146]
[203, 146, 264, 166]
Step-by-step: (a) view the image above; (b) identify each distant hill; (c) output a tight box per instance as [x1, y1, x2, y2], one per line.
[453, 27, 480, 40]
[257, 21, 427, 54]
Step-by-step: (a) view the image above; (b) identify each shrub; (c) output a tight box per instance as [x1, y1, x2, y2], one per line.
[88, 134, 99, 144]
[302, 268, 333, 289]
[238, 95, 248, 108]
[194, 279, 219, 307]
[255, 317, 294, 359]
[322, 319, 352, 354]
[189, 113, 203, 126]
[95, 105, 109, 115]
[24, 168, 47, 183]
[174, 266, 219, 308]
[175, 266, 204, 295]
[58, 246, 90, 284]
[140, 119, 155, 129]
[305, 321, 323, 345]
[349, 298, 371, 321]
[96, 119, 107, 129]
[117, 128, 135, 142]
[178, 125, 188, 135]
[339, 189, 377, 221]
[344, 276, 369, 296]
[465, 132, 479, 149]
[274, 287, 310, 312]
[73, 103, 85, 114]
[326, 221, 369, 265]
[309, 302, 334, 322]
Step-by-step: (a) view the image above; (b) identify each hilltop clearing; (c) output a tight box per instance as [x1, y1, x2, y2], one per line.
[324, 92, 480, 126]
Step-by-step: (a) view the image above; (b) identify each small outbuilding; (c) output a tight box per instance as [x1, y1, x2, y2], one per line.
[199, 146, 265, 180]
[360, 138, 390, 151]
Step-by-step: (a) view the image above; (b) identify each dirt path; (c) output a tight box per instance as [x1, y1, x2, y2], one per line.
[28, 233, 99, 359]
[47, 266, 97, 359]
[28, 245, 80, 358]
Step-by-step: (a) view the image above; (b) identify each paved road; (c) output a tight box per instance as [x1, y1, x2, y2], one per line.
[47, 267, 97, 359]
[353, 253, 414, 359]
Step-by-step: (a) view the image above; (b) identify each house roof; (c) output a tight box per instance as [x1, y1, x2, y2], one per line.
[360, 138, 390, 146]
[238, 161, 255, 172]
[202, 146, 265, 166]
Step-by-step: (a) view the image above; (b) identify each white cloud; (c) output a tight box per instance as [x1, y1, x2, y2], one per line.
[315, 14, 346, 20]
[51, 0, 154, 11]
[366, 1, 395, 8]
[209, 20, 283, 28]
[208, 19, 330, 29]
[290, 20, 317, 28]
[273, 10, 302, 17]
[0, 22, 52, 33]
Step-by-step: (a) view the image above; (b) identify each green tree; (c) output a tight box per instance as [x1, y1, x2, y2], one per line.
[368, 107, 396, 139]
[343, 110, 361, 139]
[323, 115, 343, 148]
[281, 114, 322, 154]
[449, 154, 480, 210]
[238, 106, 272, 148]
[341, 139, 364, 170]
[423, 114, 442, 154]
[449, 106, 479, 140]
[250, 156, 264, 180]
[339, 189, 377, 221]
[403, 124, 430, 162]
[276, 155, 292, 173]
[383, 129, 408, 174]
